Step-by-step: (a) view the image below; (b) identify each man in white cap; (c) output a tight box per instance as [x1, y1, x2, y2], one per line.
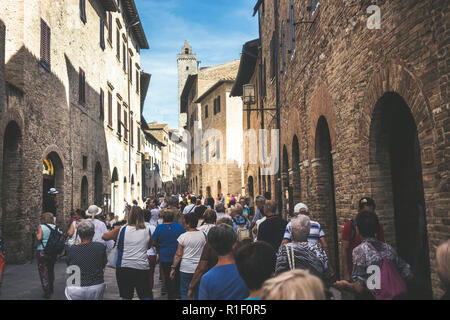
[86, 205, 114, 250]
[282, 204, 330, 255]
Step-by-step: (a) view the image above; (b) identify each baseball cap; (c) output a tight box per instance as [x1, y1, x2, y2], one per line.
[359, 197, 376, 210]
[294, 203, 309, 214]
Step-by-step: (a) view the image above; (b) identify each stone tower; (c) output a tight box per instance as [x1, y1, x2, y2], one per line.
[177, 40, 197, 129]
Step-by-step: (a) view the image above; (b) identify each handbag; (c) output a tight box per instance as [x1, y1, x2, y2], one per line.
[106, 226, 126, 269]
[66, 221, 79, 247]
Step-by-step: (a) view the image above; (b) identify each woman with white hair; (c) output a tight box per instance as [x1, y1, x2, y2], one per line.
[275, 214, 331, 284]
[65, 220, 107, 300]
[436, 239, 450, 300]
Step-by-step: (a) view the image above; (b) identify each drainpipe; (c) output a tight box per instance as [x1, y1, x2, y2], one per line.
[274, 0, 282, 217]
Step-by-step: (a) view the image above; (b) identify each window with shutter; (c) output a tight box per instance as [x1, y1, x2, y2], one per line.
[108, 12, 112, 44]
[40, 19, 51, 71]
[270, 32, 276, 80]
[289, 0, 295, 56]
[136, 70, 139, 94]
[100, 18, 105, 50]
[129, 57, 133, 83]
[205, 105, 208, 119]
[217, 96, 221, 113]
[79, 68, 86, 104]
[116, 29, 121, 60]
[216, 139, 221, 160]
[123, 44, 126, 72]
[80, 0, 87, 24]
[100, 88, 104, 120]
[123, 110, 128, 141]
[131, 118, 134, 145]
[108, 91, 112, 127]
[117, 103, 122, 136]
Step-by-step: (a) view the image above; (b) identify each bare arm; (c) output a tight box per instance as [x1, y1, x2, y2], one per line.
[67, 222, 75, 237]
[102, 226, 121, 241]
[170, 244, 184, 280]
[36, 226, 43, 241]
[341, 240, 350, 280]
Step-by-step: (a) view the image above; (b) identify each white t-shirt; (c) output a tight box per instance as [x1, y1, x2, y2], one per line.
[216, 212, 232, 221]
[89, 219, 114, 250]
[120, 225, 151, 270]
[177, 231, 206, 274]
[144, 222, 157, 256]
[183, 204, 196, 214]
[149, 209, 160, 226]
[198, 224, 215, 235]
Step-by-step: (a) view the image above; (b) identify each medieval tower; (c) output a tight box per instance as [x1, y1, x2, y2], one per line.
[177, 40, 197, 129]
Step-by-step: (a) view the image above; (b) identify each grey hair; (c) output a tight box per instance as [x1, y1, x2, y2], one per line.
[255, 195, 266, 204]
[291, 214, 311, 242]
[78, 220, 95, 240]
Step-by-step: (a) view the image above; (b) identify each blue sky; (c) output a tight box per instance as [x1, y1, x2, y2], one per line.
[135, 0, 259, 129]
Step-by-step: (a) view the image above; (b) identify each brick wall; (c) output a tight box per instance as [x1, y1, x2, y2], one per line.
[251, 0, 449, 298]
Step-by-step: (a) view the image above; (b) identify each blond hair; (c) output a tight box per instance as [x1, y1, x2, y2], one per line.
[41, 212, 55, 225]
[436, 239, 450, 286]
[260, 269, 325, 300]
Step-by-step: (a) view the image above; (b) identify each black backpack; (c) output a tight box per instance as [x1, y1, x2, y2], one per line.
[41, 224, 66, 256]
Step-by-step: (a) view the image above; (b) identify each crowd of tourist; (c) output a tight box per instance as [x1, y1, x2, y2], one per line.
[0, 191, 448, 301]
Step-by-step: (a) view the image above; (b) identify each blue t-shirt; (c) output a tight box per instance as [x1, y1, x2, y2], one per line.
[152, 223, 186, 263]
[199, 264, 249, 300]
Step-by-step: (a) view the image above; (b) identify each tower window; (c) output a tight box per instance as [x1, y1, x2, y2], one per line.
[185, 48, 189, 54]
[186, 66, 189, 71]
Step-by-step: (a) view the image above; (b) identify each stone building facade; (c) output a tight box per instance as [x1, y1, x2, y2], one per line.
[180, 54, 242, 197]
[142, 118, 164, 197]
[195, 78, 244, 199]
[0, 0, 149, 263]
[236, 0, 449, 298]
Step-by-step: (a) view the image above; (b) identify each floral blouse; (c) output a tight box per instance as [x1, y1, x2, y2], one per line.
[351, 238, 411, 288]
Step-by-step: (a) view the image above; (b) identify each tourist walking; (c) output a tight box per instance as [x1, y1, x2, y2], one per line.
[170, 212, 207, 300]
[35, 212, 60, 299]
[86, 205, 114, 250]
[340, 197, 385, 281]
[334, 211, 412, 300]
[251, 196, 266, 227]
[187, 219, 234, 300]
[183, 196, 196, 214]
[282, 203, 335, 277]
[235, 241, 276, 300]
[152, 209, 186, 300]
[198, 209, 217, 234]
[65, 220, 107, 300]
[144, 210, 158, 292]
[199, 224, 249, 300]
[275, 215, 331, 284]
[231, 205, 251, 241]
[102, 206, 153, 300]
[257, 201, 287, 252]
[215, 203, 231, 221]
[260, 269, 325, 300]
[66, 209, 85, 247]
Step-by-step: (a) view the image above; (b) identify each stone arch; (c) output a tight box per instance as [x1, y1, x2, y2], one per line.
[80, 176, 89, 210]
[42, 150, 65, 225]
[368, 92, 432, 298]
[309, 80, 337, 159]
[291, 135, 301, 205]
[313, 116, 339, 273]
[111, 168, 119, 215]
[1, 120, 24, 263]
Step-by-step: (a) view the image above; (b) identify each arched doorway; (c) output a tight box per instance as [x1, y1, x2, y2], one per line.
[80, 176, 88, 210]
[315, 116, 338, 274]
[292, 135, 301, 204]
[1, 121, 23, 262]
[369, 92, 431, 298]
[217, 180, 222, 198]
[248, 176, 254, 199]
[111, 168, 119, 215]
[94, 162, 103, 207]
[42, 152, 64, 222]
[282, 145, 293, 218]
[206, 186, 211, 198]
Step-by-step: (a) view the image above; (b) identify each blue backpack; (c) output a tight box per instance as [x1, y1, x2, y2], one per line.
[41, 224, 66, 256]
